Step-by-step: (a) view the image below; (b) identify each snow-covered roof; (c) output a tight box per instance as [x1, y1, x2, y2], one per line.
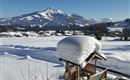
[57, 36, 106, 68]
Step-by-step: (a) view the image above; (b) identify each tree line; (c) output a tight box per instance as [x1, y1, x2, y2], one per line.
[0, 19, 130, 40]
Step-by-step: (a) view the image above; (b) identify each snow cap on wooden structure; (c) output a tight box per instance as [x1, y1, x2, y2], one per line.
[57, 36, 106, 68]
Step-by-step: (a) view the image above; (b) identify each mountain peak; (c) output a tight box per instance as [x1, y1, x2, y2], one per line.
[44, 7, 64, 14]
[88, 18, 115, 25]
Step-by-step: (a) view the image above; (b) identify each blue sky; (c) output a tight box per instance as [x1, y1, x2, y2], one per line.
[0, 0, 129, 20]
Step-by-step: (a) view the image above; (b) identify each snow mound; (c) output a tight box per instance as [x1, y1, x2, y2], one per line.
[57, 36, 106, 68]
[26, 55, 33, 59]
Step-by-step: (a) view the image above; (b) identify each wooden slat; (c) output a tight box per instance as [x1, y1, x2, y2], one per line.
[83, 63, 96, 75]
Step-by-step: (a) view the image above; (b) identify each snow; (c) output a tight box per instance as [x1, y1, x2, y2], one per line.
[113, 21, 130, 28]
[100, 18, 114, 23]
[38, 12, 53, 20]
[88, 18, 115, 25]
[88, 18, 101, 24]
[0, 8, 69, 26]
[99, 40, 130, 76]
[0, 36, 130, 80]
[0, 36, 66, 80]
[108, 27, 123, 32]
[57, 36, 106, 68]
[45, 7, 64, 14]
[0, 32, 23, 37]
[33, 15, 40, 18]
[0, 54, 64, 80]
[20, 16, 34, 21]
[0, 31, 39, 37]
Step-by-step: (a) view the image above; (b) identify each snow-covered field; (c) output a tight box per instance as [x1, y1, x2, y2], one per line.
[0, 36, 130, 80]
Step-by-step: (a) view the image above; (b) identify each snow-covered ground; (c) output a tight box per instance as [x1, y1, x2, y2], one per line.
[0, 36, 130, 80]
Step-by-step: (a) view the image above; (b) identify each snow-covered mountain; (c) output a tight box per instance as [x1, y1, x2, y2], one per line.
[88, 18, 114, 25]
[112, 21, 130, 28]
[70, 14, 88, 26]
[107, 19, 130, 32]
[0, 7, 129, 29]
[0, 7, 87, 28]
[108, 19, 130, 29]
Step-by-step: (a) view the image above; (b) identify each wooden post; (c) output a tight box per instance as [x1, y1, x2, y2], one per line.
[95, 58, 97, 74]
[78, 66, 80, 80]
[65, 62, 68, 70]
[64, 62, 69, 80]
[76, 66, 80, 80]
[76, 66, 78, 80]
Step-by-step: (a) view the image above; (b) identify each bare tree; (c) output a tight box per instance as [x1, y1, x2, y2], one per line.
[122, 28, 130, 40]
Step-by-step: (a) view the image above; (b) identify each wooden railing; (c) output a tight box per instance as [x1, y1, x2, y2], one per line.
[89, 68, 108, 80]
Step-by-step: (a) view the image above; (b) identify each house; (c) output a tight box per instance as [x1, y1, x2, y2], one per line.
[57, 36, 107, 80]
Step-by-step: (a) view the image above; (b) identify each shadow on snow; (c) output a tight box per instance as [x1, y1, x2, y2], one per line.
[0, 45, 63, 66]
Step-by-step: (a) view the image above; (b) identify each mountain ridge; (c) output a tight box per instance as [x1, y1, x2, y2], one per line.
[0, 7, 116, 27]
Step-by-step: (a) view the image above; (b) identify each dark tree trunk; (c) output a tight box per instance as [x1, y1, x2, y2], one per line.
[95, 36, 102, 40]
[124, 36, 128, 41]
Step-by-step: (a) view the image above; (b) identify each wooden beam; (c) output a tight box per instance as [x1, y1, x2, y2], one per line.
[95, 58, 97, 74]
[59, 58, 80, 66]
[76, 66, 80, 80]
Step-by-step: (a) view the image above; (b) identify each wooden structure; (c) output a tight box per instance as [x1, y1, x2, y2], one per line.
[60, 52, 108, 80]
[57, 36, 108, 80]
